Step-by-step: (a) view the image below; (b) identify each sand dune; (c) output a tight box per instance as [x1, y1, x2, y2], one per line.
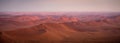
[0, 12, 120, 43]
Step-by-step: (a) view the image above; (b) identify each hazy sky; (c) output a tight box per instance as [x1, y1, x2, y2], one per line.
[0, 0, 120, 12]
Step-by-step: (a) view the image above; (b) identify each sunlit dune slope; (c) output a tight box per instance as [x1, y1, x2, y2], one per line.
[2, 21, 120, 43]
